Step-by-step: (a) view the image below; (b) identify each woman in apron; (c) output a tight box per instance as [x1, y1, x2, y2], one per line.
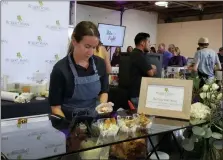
[49, 21, 109, 120]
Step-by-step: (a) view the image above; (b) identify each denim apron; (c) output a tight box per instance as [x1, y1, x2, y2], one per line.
[62, 55, 101, 120]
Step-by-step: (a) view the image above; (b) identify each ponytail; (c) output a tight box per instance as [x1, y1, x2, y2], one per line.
[67, 33, 74, 55]
[67, 41, 74, 55]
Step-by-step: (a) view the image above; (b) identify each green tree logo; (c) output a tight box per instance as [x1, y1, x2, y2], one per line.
[55, 54, 59, 61]
[37, 36, 42, 42]
[17, 15, 22, 22]
[38, 1, 43, 7]
[56, 20, 60, 26]
[16, 52, 22, 59]
[164, 88, 169, 93]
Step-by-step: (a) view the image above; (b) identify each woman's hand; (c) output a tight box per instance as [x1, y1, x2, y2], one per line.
[51, 106, 65, 117]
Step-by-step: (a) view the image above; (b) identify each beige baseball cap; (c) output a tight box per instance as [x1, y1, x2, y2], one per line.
[198, 37, 209, 44]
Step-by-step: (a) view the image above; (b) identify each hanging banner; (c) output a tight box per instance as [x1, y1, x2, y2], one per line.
[1, 0, 69, 83]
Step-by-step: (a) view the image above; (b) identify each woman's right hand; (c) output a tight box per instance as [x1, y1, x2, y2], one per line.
[51, 106, 65, 117]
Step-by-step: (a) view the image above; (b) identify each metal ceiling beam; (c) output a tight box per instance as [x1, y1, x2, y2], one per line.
[174, 8, 223, 18]
[163, 3, 223, 13]
[77, 1, 120, 10]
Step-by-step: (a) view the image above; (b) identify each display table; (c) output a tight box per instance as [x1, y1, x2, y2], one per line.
[1, 99, 51, 119]
[1, 87, 129, 119]
[1, 110, 205, 160]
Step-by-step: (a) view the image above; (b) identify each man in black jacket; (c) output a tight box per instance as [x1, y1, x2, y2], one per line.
[129, 33, 157, 107]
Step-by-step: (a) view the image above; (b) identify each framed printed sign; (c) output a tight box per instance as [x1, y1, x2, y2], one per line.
[138, 78, 193, 120]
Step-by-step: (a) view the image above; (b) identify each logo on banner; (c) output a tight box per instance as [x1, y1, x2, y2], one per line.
[28, 36, 48, 47]
[28, 1, 50, 12]
[1, 0, 9, 5]
[45, 54, 60, 64]
[6, 15, 30, 27]
[1, 39, 8, 44]
[5, 52, 29, 64]
[46, 20, 66, 31]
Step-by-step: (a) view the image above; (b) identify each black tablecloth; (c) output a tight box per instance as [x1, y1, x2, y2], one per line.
[1, 98, 51, 119]
[1, 87, 129, 119]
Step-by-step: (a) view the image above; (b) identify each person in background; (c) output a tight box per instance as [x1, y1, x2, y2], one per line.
[94, 42, 112, 73]
[168, 44, 176, 53]
[111, 47, 121, 66]
[127, 46, 133, 53]
[193, 37, 222, 88]
[218, 47, 223, 64]
[129, 33, 157, 107]
[49, 21, 109, 120]
[168, 47, 187, 67]
[157, 43, 173, 69]
[150, 47, 156, 53]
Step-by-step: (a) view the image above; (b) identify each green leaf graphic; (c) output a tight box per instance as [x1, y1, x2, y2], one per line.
[164, 88, 169, 92]
[17, 15, 22, 22]
[38, 1, 43, 6]
[55, 54, 59, 61]
[56, 20, 60, 26]
[37, 36, 42, 42]
[16, 52, 22, 59]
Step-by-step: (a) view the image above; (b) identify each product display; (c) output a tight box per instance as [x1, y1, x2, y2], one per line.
[1, 91, 19, 102]
[98, 118, 119, 137]
[14, 93, 35, 103]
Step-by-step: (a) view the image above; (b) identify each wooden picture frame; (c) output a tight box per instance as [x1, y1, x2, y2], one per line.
[138, 78, 193, 120]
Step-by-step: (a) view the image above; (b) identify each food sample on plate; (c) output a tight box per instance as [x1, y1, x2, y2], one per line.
[95, 102, 114, 114]
[117, 116, 137, 132]
[134, 113, 152, 128]
[98, 118, 119, 136]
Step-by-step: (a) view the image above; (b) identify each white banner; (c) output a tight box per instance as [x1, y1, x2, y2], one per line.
[1, 1, 69, 83]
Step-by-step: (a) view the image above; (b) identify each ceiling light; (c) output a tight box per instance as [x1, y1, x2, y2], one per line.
[155, 1, 168, 8]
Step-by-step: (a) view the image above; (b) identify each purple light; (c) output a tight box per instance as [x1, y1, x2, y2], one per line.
[116, 0, 126, 4]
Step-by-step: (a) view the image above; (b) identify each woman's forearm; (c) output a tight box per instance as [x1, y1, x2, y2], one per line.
[51, 106, 65, 117]
[99, 93, 108, 103]
[105, 59, 112, 73]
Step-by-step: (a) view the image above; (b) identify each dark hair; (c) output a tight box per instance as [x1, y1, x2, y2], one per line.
[134, 32, 150, 46]
[198, 43, 209, 48]
[114, 47, 121, 55]
[197, 47, 200, 51]
[68, 21, 100, 54]
[150, 47, 156, 53]
[127, 46, 133, 52]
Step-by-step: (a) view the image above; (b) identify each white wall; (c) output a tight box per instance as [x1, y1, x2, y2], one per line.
[70, 4, 158, 53]
[122, 9, 158, 51]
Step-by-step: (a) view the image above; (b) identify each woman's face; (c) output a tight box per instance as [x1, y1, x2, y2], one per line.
[128, 47, 133, 52]
[73, 36, 99, 58]
[169, 47, 175, 54]
[116, 47, 120, 52]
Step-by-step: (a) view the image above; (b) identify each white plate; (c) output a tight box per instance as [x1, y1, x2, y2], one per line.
[95, 102, 114, 114]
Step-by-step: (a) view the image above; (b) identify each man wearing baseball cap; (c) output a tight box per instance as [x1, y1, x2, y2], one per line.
[193, 37, 222, 87]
